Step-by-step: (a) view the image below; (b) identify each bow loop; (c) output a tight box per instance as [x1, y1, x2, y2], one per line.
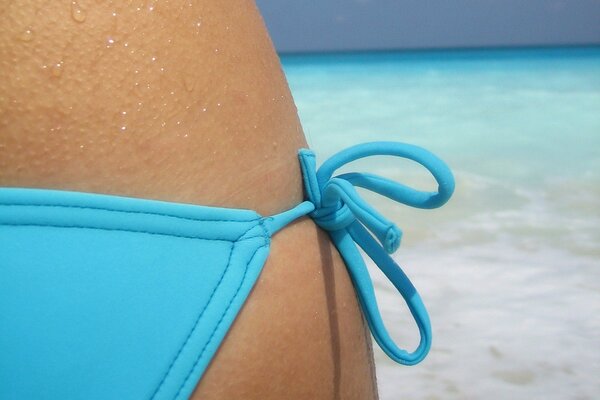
[298, 141, 455, 366]
[316, 141, 455, 210]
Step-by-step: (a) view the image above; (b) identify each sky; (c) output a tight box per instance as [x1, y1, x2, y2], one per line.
[255, 0, 600, 53]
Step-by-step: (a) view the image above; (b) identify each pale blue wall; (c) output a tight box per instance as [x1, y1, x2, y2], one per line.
[255, 0, 600, 53]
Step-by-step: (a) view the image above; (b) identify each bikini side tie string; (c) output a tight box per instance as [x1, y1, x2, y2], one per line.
[298, 141, 455, 365]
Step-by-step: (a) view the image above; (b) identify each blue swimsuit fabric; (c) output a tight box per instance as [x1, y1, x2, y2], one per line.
[0, 141, 454, 399]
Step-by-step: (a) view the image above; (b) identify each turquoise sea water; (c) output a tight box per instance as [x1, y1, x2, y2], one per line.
[281, 47, 600, 400]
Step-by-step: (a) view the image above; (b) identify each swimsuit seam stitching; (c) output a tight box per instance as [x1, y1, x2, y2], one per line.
[148, 243, 235, 399]
[258, 218, 272, 245]
[148, 223, 260, 400]
[173, 242, 269, 399]
[0, 203, 260, 224]
[0, 223, 264, 242]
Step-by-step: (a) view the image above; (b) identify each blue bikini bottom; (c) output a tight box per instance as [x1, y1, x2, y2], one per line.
[0, 141, 454, 399]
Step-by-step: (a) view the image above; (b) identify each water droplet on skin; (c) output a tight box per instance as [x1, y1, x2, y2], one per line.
[18, 28, 34, 42]
[71, 2, 87, 23]
[217, 102, 221, 107]
[133, 82, 142, 96]
[120, 126, 127, 132]
[121, 111, 127, 115]
[51, 62, 63, 77]
[112, 12, 117, 17]
[214, 48, 219, 53]
[151, 56, 157, 62]
[184, 133, 189, 138]
[106, 37, 115, 47]
[202, 107, 207, 112]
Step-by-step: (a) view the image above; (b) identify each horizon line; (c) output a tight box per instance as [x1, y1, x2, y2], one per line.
[277, 43, 600, 58]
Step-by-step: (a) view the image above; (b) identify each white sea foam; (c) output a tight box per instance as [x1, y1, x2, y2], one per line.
[370, 242, 600, 400]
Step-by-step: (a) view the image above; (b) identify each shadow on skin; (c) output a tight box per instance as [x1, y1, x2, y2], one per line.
[318, 232, 342, 400]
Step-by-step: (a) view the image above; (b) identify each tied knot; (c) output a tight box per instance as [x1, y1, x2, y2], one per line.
[310, 200, 355, 232]
[309, 186, 402, 254]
